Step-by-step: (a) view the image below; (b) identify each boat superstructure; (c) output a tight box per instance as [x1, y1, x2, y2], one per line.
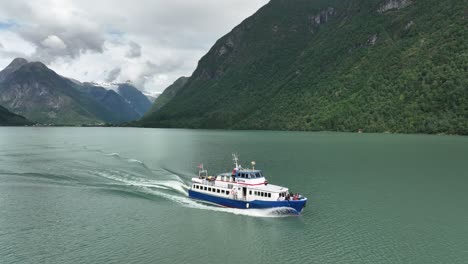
[188, 154, 307, 213]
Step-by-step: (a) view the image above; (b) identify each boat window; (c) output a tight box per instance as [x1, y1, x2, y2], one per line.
[208, 188, 212, 192]
[226, 191, 230, 195]
[268, 193, 271, 198]
[204, 187, 207, 191]
[260, 192, 264, 197]
[222, 190, 225, 194]
[249, 190, 252, 195]
[217, 189, 220, 193]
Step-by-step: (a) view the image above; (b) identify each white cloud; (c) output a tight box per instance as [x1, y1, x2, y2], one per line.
[41, 35, 66, 49]
[0, 0, 269, 92]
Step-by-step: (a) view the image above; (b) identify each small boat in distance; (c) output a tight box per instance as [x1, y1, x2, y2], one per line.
[188, 154, 307, 214]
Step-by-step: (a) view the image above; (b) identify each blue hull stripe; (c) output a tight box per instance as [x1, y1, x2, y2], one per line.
[188, 190, 307, 213]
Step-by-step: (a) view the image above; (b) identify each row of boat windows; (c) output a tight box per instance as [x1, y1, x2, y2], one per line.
[249, 190, 272, 198]
[193, 185, 230, 195]
[237, 172, 263, 179]
[193, 184, 273, 198]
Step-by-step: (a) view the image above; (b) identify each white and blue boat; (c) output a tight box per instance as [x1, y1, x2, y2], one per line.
[188, 155, 307, 214]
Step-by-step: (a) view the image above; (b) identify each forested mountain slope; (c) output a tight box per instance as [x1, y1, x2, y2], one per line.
[140, 0, 468, 134]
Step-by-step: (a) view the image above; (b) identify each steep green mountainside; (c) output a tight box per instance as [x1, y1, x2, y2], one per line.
[0, 104, 33, 126]
[142, 76, 188, 118]
[140, 0, 468, 134]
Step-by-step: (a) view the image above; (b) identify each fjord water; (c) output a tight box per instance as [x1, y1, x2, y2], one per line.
[0, 128, 467, 264]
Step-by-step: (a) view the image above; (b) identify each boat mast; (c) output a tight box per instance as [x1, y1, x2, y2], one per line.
[232, 153, 239, 169]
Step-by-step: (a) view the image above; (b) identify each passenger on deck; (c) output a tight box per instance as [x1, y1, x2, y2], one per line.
[231, 170, 236, 182]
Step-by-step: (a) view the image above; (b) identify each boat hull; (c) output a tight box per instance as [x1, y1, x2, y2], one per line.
[188, 190, 307, 214]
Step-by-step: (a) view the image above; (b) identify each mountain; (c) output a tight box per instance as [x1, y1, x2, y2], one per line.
[0, 59, 121, 125]
[0, 58, 28, 83]
[141, 76, 188, 120]
[139, 0, 468, 134]
[0, 104, 33, 126]
[0, 58, 152, 125]
[117, 83, 152, 116]
[78, 83, 141, 122]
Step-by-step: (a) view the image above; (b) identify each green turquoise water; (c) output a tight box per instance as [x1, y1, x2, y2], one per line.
[0, 127, 467, 264]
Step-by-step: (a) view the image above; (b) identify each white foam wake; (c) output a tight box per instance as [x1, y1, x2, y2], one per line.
[104, 153, 120, 157]
[95, 170, 293, 218]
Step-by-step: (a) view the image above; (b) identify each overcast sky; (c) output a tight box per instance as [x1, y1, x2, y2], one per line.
[0, 0, 268, 94]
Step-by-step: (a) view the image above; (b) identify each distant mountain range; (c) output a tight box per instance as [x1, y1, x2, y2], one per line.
[138, 0, 468, 135]
[0, 58, 152, 125]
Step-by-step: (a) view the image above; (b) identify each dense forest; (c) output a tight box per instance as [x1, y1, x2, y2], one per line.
[0, 105, 33, 126]
[139, 0, 468, 134]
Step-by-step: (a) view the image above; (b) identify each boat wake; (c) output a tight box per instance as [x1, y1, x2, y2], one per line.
[6, 142, 297, 218]
[89, 151, 295, 218]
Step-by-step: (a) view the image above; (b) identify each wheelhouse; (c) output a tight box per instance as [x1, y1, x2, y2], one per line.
[234, 170, 264, 179]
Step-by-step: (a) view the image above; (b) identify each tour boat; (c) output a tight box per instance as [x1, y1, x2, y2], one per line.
[188, 155, 307, 214]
